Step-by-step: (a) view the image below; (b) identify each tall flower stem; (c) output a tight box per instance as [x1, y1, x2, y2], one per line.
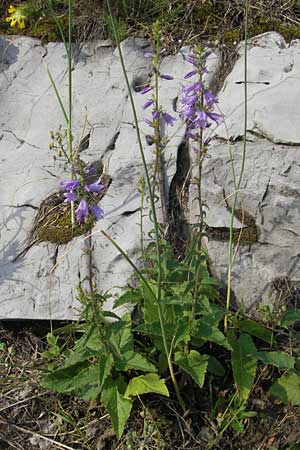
[46, 0, 75, 226]
[152, 25, 168, 228]
[104, 0, 185, 411]
[224, 0, 249, 333]
[67, 0, 75, 226]
[190, 120, 204, 325]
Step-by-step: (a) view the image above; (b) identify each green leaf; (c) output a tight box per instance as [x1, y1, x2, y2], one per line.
[193, 321, 232, 351]
[115, 351, 156, 372]
[99, 353, 114, 391]
[238, 319, 275, 345]
[101, 378, 132, 438]
[173, 322, 191, 349]
[254, 351, 295, 371]
[125, 373, 169, 399]
[207, 355, 225, 377]
[295, 357, 300, 373]
[105, 314, 133, 357]
[269, 372, 300, 405]
[231, 420, 244, 433]
[75, 365, 103, 400]
[113, 289, 142, 309]
[74, 324, 103, 353]
[160, 295, 193, 305]
[231, 333, 257, 401]
[281, 310, 300, 328]
[290, 444, 300, 450]
[175, 350, 208, 388]
[41, 362, 102, 400]
[141, 281, 159, 324]
[41, 361, 89, 393]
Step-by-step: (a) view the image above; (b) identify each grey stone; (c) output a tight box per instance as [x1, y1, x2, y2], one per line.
[188, 32, 300, 311]
[0, 33, 221, 320]
[2, 30, 299, 319]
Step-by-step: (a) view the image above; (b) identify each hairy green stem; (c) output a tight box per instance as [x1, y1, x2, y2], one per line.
[224, 0, 249, 332]
[190, 90, 204, 325]
[153, 33, 168, 228]
[103, 2, 185, 411]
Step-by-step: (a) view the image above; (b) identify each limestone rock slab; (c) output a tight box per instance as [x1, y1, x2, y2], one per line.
[0, 34, 221, 320]
[217, 32, 300, 145]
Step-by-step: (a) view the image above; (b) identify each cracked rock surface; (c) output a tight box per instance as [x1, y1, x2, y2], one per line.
[189, 32, 300, 311]
[0, 35, 221, 319]
[1, 31, 299, 319]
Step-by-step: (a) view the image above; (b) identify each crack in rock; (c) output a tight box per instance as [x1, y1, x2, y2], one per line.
[3, 130, 41, 150]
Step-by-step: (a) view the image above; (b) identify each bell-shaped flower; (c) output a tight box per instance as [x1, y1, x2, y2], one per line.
[85, 180, 104, 193]
[160, 74, 174, 80]
[90, 204, 104, 220]
[140, 85, 153, 95]
[76, 199, 89, 223]
[162, 113, 176, 127]
[61, 179, 80, 191]
[64, 192, 77, 203]
[194, 111, 208, 129]
[143, 99, 154, 109]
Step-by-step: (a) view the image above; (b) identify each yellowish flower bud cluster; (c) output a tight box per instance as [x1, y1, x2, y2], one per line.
[6, 5, 26, 29]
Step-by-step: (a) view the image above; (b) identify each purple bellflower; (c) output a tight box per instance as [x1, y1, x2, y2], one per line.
[143, 99, 154, 109]
[76, 199, 89, 223]
[160, 74, 174, 80]
[64, 191, 77, 203]
[85, 180, 104, 193]
[61, 179, 80, 191]
[90, 204, 104, 220]
[140, 85, 153, 95]
[180, 47, 223, 156]
[162, 112, 176, 127]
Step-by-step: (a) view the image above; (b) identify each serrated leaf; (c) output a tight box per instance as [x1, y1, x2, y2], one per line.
[173, 323, 191, 349]
[175, 350, 208, 388]
[41, 361, 89, 393]
[193, 321, 232, 351]
[207, 355, 225, 377]
[238, 319, 275, 345]
[75, 365, 103, 400]
[101, 379, 132, 438]
[254, 351, 295, 371]
[41, 362, 102, 400]
[281, 310, 300, 328]
[105, 314, 133, 357]
[99, 353, 114, 391]
[124, 373, 169, 399]
[269, 372, 300, 405]
[74, 324, 103, 353]
[160, 295, 193, 305]
[231, 333, 257, 401]
[113, 290, 142, 309]
[115, 350, 156, 372]
[141, 281, 159, 324]
[62, 349, 93, 368]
